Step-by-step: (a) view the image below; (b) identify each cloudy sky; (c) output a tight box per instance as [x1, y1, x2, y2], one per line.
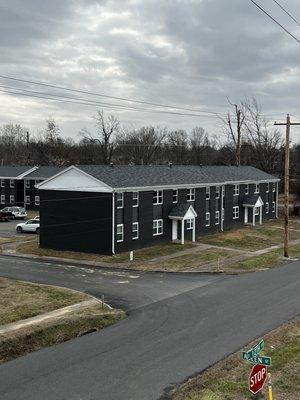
[1, 0, 300, 141]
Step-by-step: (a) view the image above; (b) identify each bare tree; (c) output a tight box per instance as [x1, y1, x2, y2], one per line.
[81, 110, 119, 165]
[221, 100, 247, 166]
[116, 126, 166, 165]
[166, 130, 189, 164]
[243, 98, 284, 174]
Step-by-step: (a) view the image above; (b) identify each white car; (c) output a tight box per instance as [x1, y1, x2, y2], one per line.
[2, 207, 27, 219]
[16, 219, 40, 234]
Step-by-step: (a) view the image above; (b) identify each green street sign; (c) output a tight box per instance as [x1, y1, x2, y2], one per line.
[242, 340, 264, 361]
[247, 355, 272, 367]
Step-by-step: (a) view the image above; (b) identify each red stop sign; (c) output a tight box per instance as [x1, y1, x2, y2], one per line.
[249, 364, 267, 394]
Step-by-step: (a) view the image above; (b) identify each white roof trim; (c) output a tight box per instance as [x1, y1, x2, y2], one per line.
[243, 196, 264, 207]
[37, 166, 113, 192]
[0, 166, 38, 180]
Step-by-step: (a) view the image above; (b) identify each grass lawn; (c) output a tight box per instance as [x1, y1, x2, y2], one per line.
[0, 303, 124, 363]
[0, 277, 124, 363]
[199, 220, 300, 252]
[16, 239, 195, 264]
[0, 277, 90, 325]
[170, 317, 300, 400]
[136, 248, 237, 272]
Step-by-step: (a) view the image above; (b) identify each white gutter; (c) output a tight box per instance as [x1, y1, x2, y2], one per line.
[221, 185, 224, 231]
[112, 192, 115, 254]
[276, 182, 279, 219]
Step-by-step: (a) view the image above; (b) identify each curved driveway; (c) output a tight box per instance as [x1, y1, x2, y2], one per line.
[0, 255, 299, 400]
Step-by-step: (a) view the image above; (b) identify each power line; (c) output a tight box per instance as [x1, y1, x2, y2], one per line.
[272, 0, 300, 26]
[0, 88, 219, 119]
[249, 0, 300, 44]
[0, 74, 221, 116]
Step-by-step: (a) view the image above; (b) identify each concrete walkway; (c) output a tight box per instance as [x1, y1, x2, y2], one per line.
[0, 298, 102, 335]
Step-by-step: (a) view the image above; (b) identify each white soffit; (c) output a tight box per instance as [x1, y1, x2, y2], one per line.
[37, 167, 113, 192]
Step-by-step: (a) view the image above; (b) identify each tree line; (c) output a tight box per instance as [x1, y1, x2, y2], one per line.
[0, 97, 298, 193]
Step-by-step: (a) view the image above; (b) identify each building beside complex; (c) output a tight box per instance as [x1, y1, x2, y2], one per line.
[37, 164, 280, 255]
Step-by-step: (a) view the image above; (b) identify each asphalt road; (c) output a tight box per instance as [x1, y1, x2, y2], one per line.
[0, 255, 299, 400]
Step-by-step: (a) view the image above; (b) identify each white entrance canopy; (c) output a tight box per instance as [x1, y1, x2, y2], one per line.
[242, 195, 264, 226]
[169, 204, 197, 244]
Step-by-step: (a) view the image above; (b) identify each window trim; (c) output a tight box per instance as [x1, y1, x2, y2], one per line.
[9, 179, 14, 188]
[187, 188, 195, 202]
[215, 210, 220, 225]
[25, 195, 30, 205]
[153, 219, 163, 236]
[132, 222, 139, 240]
[172, 189, 178, 203]
[272, 182, 276, 193]
[233, 184, 239, 196]
[233, 206, 239, 219]
[186, 218, 194, 230]
[266, 182, 269, 193]
[215, 186, 220, 199]
[10, 195, 14, 204]
[205, 212, 210, 227]
[254, 207, 260, 216]
[254, 183, 259, 194]
[116, 192, 124, 209]
[272, 201, 276, 213]
[0, 179, 4, 188]
[116, 224, 124, 242]
[0, 194, 5, 204]
[265, 202, 269, 214]
[35, 196, 40, 206]
[25, 180, 30, 189]
[245, 184, 249, 195]
[206, 187, 210, 200]
[132, 192, 139, 207]
[153, 190, 163, 205]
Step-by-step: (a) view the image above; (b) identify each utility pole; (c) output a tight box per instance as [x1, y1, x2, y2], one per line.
[274, 114, 300, 258]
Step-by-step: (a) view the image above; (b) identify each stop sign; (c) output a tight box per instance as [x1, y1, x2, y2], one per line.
[249, 364, 267, 394]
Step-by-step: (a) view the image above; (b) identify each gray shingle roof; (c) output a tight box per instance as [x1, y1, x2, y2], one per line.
[24, 166, 64, 179]
[242, 194, 261, 206]
[77, 165, 279, 189]
[0, 165, 34, 178]
[169, 204, 192, 218]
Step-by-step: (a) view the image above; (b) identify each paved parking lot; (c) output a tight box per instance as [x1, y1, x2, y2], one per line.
[0, 219, 28, 237]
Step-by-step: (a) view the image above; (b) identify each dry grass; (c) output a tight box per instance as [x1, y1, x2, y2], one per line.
[16, 239, 195, 264]
[0, 277, 89, 325]
[170, 318, 300, 400]
[0, 303, 124, 363]
[199, 220, 300, 252]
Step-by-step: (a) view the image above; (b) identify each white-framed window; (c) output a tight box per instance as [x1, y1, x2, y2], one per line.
[153, 219, 163, 236]
[272, 201, 275, 213]
[245, 184, 249, 195]
[35, 196, 40, 206]
[10, 195, 14, 204]
[215, 210, 220, 225]
[116, 192, 124, 209]
[265, 202, 269, 214]
[205, 212, 210, 227]
[0, 179, 4, 188]
[116, 224, 124, 242]
[266, 182, 269, 193]
[25, 195, 30, 205]
[132, 192, 139, 207]
[206, 187, 210, 200]
[172, 189, 178, 203]
[186, 218, 194, 230]
[233, 184, 239, 196]
[233, 206, 239, 219]
[272, 182, 276, 192]
[187, 188, 195, 202]
[254, 183, 259, 194]
[10, 179, 14, 188]
[215, 186, 220, 199]
[254, 207, 260, 216]
[132, 222, 139, 239]
[1, 195, 5, 204]
[153, 190, 163, 205]
[25, 180, 30, 189]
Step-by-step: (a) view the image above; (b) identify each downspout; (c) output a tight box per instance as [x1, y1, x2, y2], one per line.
[112, 192, 115, 254]
[276, 181, 279, 219]
[221, 185, 224, 231]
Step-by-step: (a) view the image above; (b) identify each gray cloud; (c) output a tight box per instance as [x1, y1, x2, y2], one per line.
[1, 0, 300, 140]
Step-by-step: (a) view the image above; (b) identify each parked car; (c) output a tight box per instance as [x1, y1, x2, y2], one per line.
[0, 211, 9, 222]
[1, 207, 27, 219]
[16, 219, 40, 234]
